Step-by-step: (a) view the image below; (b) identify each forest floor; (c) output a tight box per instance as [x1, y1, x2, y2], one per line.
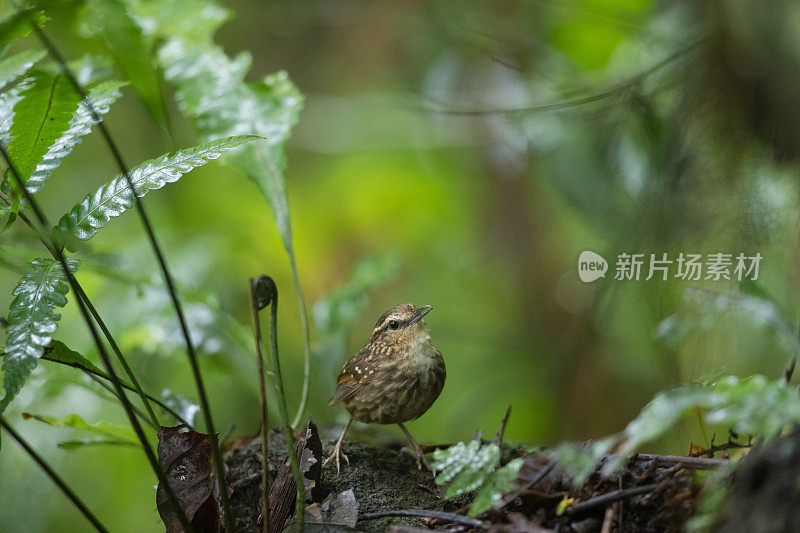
[217, 423, 712, 533]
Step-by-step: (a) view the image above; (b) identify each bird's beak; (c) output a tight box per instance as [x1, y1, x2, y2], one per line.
[407, 305, 433, 325]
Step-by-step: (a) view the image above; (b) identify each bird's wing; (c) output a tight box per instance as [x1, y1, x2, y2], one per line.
[328, 348, 368, 406]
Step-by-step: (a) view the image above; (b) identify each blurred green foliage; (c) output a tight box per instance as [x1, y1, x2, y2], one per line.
[1, 0, 800, 530]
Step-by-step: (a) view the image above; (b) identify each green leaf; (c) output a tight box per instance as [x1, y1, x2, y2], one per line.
[133, 0, 229, 43]
[470, 458, 524, 516]
[0, 49, 45, 91]
[0, 9, 48, 52]
[433, 440, 522, 516]
[76, 0, 167, 125]
[434, 440, 481, 484]
[25, 80, 126, 193]
[7, 71, 82, 185]
[153, 0, 310, 426]
[657, 286, 800, 358]
[54, 135, 260, 247]
[1, 258, 79, 412]
[612, 376, 800, 469]
[158, 39, 302, 253]
[42, 340, 106, 376]
[22, 412, 137, 445]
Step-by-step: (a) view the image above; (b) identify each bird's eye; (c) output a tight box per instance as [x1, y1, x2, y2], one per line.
[388, 319, 400, 330]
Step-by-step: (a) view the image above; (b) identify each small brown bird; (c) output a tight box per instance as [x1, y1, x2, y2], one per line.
[325, 303, 446, 472]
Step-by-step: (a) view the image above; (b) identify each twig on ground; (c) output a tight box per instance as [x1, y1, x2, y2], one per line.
[359, 509, 486, 529]
[494, 404, 512, 446]
[567, 483, 658, 516]
[632, 453, 728, 469]
[496, 462, 556, 510]
[688, 437, 752, 458]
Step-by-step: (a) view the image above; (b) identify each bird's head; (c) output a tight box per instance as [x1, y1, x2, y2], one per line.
[368, 303, 433, 349]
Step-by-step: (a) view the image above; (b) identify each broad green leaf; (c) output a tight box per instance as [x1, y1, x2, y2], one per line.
[158, 39, 302, 253]
[22, 412, 137, 445]
[0, 258, 79, 412]
[0, 9, 48, 52]
[76, 0, 167, 125]
[7, 71, 82, 186]
[0, 49, 45, 91]
[26, 80, 126, 193]
[547, 376, 800, 486]
[470, 458, 524, 516]
[54, 135, 260, 247]
[133, 0, 229, 43]
[154, 0, 309, 425]
[657, 286, 800, 358]
[621, 376, 800, 454]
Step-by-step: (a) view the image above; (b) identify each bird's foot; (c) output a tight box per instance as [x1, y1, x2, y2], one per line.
[323, 440, 350, 474]
[400, 445, 434, 473]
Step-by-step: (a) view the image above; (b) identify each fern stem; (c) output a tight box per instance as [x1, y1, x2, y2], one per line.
[74, 284, 161, 428]
[261, 276, 306, 530]
[42, 354, 191, 427]
[30, 23, 233, 531]
[87, 374, 157, 429]
[0, 145, 194, 533]
[288, 253, 311, 430]
[0, 416, 110, 533]
[249, 278, 271, 532]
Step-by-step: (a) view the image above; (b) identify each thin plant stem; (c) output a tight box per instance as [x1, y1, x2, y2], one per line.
[249, 277, 271, 532]
[289, 254, 311, 430]
[419, 38, 705, 117]
[29, 22, 232, 530]
[74, 284, 161, 428]
[42, 355, 190, 427]
[0, 145, 194, 532]
[257, 275, 305, 530]
[87, 373, 157, 429]
[4, 200, 162, 429]
[0, 416, 110, 533]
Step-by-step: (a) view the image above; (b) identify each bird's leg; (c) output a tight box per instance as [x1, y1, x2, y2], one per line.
[323, 416, 353, 474]
[397, 422, 433, 472]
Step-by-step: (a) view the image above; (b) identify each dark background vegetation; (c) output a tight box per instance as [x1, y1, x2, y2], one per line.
[2, 0, 799, 531]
